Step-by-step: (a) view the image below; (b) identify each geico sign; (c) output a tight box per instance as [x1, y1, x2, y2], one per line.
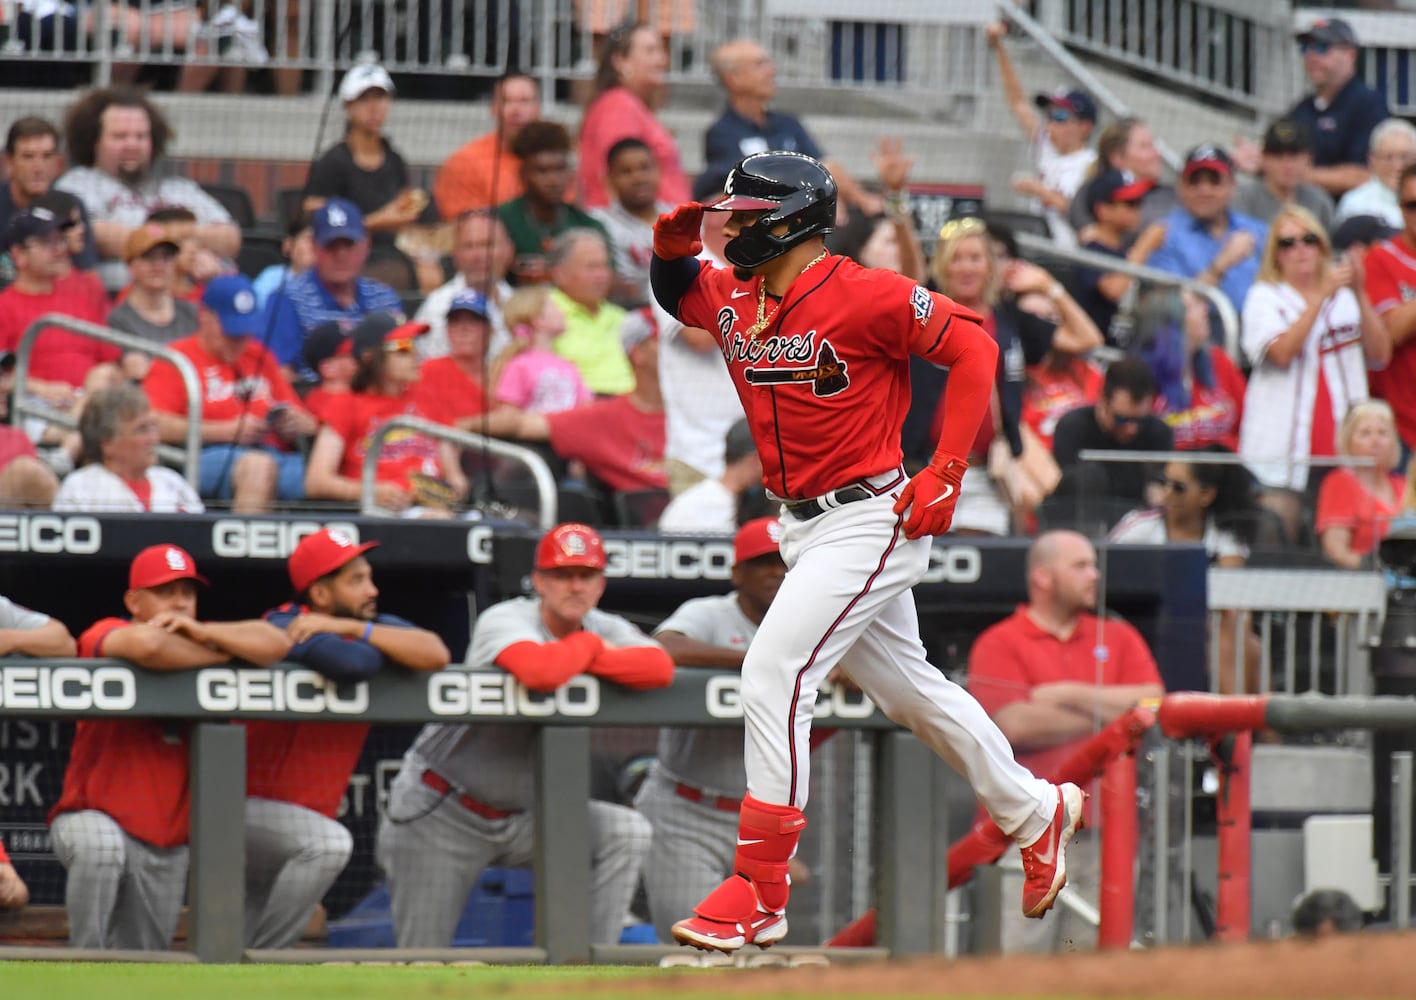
[196, 668, 369, 714]
[0, 514, 100, 554]
[212, 519, 361, 559]
[920, 544, 983, 585]
[0, 665, 135, 711]
[705, 675, 877, 720]
[603, 539, 735, 581]
[467, 525, 493, 564]
[429, 672, 600, 717]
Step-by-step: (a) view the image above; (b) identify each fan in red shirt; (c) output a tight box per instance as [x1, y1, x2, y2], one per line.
[1145, 289, 1247, 450]
[968, 530, 1164, 953]
[299, 320, 356, 424]
[1023, 355, 1103, 451]
[305, 311, 467, 516]
[413, 289, 493, 428]
[1362, 168, 1416, 453]
[0, 207, 119, 410]
[1315, 400, 1408, 568]
[143, 274, 318, 512]
[484, 305, 666, 492]
[48, 545, 291, 951]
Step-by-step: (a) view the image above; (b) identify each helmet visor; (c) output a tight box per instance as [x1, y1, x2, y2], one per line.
[705, 192, 780, 212]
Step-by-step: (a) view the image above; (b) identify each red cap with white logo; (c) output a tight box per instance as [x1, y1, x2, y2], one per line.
[288, 528, 379, 593]
[129, 545, 209, 590]
[535, 523, 607, 570]
[734, 517, 784, 565]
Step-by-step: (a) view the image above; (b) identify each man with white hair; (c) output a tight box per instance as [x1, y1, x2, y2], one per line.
[1337, 118, 1416, 228]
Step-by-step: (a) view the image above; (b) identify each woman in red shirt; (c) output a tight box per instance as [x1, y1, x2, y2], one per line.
[304, 312, 466, 516]
[1315, 400, 1406, 568]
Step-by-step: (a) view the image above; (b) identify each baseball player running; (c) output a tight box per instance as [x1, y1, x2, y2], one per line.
[650, 151, 1085, 952]
[634, 517, 784, 942]
[244, 528, 450, 949]
[49, 545, 291, 950]
[377, 523, 675, 947]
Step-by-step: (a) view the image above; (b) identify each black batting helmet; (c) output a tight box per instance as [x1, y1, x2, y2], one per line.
[706, 151, 837, 269]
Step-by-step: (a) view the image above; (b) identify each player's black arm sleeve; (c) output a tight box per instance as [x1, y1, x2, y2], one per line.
[287, 633, 387, 682]
[650, 254, 703, 318]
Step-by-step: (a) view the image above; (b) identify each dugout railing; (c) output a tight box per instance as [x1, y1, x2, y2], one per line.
[11, 313, 206, 488]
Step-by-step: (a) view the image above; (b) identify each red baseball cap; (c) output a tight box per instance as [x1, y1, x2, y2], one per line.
[289, 528, 379, 593]
[129, 544, 209, 590]
[535, 523, 607, 571]
[734, 517, 783, 565]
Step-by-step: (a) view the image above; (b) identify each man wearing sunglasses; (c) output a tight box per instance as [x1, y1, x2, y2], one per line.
[1287, 18, 1389, 198]
[1052, 357, 1173, 514]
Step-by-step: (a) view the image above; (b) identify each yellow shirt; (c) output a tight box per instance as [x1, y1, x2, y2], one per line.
[549, 289, 633, 396]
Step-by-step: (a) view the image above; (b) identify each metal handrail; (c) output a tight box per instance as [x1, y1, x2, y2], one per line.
[359, 415, 558, 529]
[999, 0, 1183, 173]
[12, 314, 204, 488]
[1015, 232, 1242, 361]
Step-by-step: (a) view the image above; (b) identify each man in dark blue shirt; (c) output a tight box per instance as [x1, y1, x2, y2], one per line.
[696, 40, 878, 216]
[1287, 18, 1389, 198]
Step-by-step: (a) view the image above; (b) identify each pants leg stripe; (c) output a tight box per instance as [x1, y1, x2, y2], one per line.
[785, 512, 904, 803]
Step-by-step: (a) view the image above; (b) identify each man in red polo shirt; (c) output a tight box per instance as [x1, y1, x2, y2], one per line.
[0, 207, 118, 414]
[967, 530, 1164, 955]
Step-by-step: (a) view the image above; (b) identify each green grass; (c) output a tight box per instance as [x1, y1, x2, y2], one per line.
[0, 962, 671, 1000]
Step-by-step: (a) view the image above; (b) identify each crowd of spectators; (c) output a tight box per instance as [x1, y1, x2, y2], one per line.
[0, 15, 1413, 572]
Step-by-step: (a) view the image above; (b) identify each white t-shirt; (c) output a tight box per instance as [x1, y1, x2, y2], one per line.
[1035, 134, 1096, 249]
[1109, 507, 1248, 562]
[1336, 177, 1402, 229]
[657, 478, 736, 534]
[656, 259, 744, 479]
[53, 464, 205, 514]
[1238, 281, 1372, 491]
[415, 276, 513, 362]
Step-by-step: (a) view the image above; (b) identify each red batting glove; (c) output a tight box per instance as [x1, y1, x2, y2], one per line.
[653, 202, 705, 259]
[893, 454, 968, 540]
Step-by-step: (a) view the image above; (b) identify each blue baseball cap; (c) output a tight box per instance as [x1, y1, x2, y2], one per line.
[447, 289, 490, 320]
[201, 274, 262, 337]
[1034, 87, 1098, 123]
[312, 198, 366, 246]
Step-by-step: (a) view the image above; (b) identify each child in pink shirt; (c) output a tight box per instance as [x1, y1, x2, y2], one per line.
[492, 286, 594, 414]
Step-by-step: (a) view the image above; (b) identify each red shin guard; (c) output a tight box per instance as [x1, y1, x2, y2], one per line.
[732, 794, 806, 912]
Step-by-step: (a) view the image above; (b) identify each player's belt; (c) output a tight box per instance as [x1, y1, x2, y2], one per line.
[674, 781, 740, 813]
[779, 485, 874, 521]
[421, 768, 518, 820]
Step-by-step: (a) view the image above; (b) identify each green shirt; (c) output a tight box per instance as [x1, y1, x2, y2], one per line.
[497, 197, 611, 274]
[549, 289, 633, 396]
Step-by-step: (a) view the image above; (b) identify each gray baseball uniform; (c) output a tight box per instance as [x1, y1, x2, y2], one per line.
[634, 593, 753, 942]
[0, 595, 51, 630]
[244, 798, 352, 949]
[376, 597, 655, 948]
[48, 810, 187, 950]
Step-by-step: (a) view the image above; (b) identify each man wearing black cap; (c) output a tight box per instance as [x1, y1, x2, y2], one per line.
[1233, 119, 1335, 231]
[1145, 145, 1267, 313]
[298, 320, 355, 424]
[1288, 18, 1389, 197]
[988, 21, 1098, 248]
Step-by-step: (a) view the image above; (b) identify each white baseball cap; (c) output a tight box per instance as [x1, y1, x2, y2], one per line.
[339, 62, 395, 102]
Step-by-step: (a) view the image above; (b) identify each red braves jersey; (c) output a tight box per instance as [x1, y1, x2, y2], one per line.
[50, 619, 191, 847]
[676, 256, 985, 498]
[1363, 236, 1416, 448]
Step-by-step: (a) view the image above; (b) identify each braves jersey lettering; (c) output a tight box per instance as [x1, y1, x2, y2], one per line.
[677, 257, 967, 498]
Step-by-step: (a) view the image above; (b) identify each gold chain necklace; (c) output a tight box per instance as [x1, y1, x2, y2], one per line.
[746, 250, 830, 338]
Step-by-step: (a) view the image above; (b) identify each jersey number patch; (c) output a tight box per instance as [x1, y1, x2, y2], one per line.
[744, 340, 850, 397]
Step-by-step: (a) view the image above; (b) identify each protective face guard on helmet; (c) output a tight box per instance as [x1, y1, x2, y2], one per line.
[708, 186, 834, 269]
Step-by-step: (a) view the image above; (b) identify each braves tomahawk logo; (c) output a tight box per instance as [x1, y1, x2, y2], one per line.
[744, 339, 850, 397]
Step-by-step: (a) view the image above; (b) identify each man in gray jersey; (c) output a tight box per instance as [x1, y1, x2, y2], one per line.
[376, 522, 675, 947]
[634, 517, 785, 942]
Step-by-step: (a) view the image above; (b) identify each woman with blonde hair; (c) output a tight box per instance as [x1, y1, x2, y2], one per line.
[1315, 400, 1407, 568]
[1238, 204, 1390, 534]
[490, 286, 592, 414]
[903, 217, 1101, 533]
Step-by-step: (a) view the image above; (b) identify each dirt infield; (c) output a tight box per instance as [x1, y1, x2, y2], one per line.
[622, 932, 1411, 998]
